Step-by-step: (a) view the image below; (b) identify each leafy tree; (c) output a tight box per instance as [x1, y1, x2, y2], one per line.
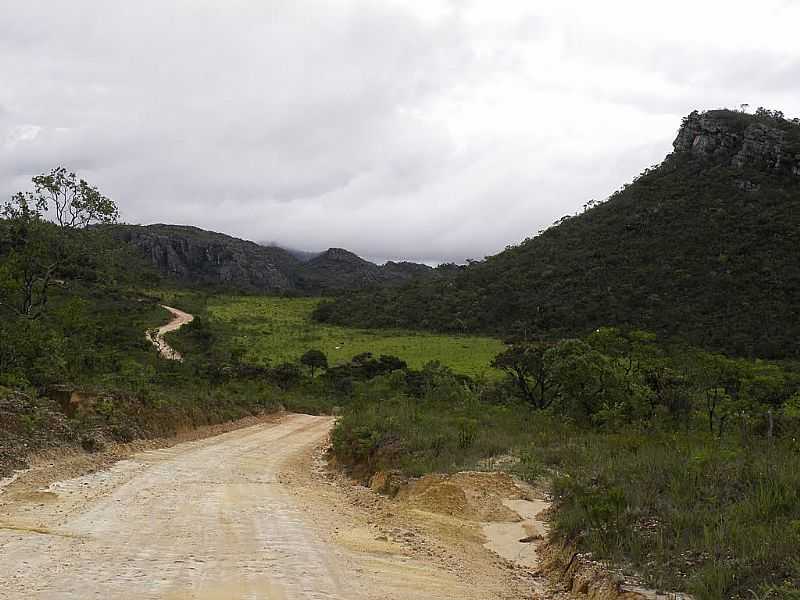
[491, 343, 558, 409]
[26, 167, 119, 229]
[641, 365, 691, 423]
[350, 353, 407, 378]
[322, 353, 409, 394]
[692, 352, 744, 436]
[547, 339, 630, 422]
[0, 167, 119, 319]
[300, 349, 328, 377]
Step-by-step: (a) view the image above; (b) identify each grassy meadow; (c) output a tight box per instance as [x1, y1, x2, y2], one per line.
[202, 296, 505, 377]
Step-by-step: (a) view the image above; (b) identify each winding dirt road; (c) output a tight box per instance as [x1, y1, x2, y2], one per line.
[0, 415, 545, 600]
[149, 305, 194, 360]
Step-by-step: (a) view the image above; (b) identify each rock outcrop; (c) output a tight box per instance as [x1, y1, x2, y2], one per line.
[673, 109, 800, 176]
[111, 224, 299, 291]
[109, 224, 433, 293]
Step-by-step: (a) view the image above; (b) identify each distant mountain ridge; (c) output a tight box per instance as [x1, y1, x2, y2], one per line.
[315, 109, 800, 358]
[261, 242, 321, 263]
[109, 224, 434, 293]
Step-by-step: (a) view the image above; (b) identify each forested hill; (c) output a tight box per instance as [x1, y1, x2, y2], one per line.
[315, 109, 800, 358]
[108, 224, 434, 293]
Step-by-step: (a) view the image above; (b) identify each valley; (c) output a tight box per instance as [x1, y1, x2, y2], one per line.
[2, 108, 800, 600]
[187, 295, 504, 377]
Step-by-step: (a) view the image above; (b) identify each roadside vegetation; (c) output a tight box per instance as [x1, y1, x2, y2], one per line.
[162, 291, 800, 598]
[330, 330, 800, 600]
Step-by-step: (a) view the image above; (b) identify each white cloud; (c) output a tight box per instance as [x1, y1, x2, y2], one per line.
[1, 0, 799, 263]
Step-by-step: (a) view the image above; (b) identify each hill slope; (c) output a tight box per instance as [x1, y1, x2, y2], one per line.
[110, 224, 433, 293]
[316, 109, 800, 358]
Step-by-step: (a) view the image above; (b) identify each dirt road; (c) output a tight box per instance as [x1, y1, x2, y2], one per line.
[0, 414, 545, 600]
[149, 305, 194, 360]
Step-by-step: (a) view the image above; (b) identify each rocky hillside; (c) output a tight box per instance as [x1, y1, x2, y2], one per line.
[674, 109, 800, 175]
[316, 109, 800, 358]
[294, 249, 434, 292]
[112, 225, 299, 291]
[109, 224, 433, 293]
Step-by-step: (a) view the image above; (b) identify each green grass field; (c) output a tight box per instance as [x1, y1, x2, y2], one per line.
[206, 296, 504, 377]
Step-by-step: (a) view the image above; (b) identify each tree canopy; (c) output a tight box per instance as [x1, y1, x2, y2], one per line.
[300, 349, 328, 377]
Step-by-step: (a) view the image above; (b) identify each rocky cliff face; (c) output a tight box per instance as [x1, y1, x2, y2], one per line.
[673, 109, 800, 176]
[112, 224, 299, 291]
[109, 224, 433, 293]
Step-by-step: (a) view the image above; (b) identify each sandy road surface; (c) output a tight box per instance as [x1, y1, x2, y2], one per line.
[149, 305, 194, 360]
[0, 414, 546, 600]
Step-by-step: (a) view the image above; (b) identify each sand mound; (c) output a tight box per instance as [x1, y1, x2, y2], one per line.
[399, 471, 530, 522]
[408, 482, 469, 516]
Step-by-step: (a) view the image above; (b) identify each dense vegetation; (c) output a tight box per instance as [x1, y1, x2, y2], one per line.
[315, 109, 800, 359]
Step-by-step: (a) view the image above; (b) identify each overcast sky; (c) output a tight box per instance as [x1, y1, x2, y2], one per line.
[2, 1, 800, 264]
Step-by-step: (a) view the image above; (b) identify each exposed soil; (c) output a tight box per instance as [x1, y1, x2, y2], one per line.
[361, 470, 689, 600]
[482, 498, 550, 568]
[0, 414, 552, 599]
[0, 412, 284, 497]
[539, 543, 694, 600]
[0, 412, 686, 599]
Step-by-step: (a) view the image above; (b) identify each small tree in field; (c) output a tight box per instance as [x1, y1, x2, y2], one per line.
[300, 349, 328, 377]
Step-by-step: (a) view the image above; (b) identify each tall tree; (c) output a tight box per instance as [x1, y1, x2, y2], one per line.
[0, 167, 119, 319]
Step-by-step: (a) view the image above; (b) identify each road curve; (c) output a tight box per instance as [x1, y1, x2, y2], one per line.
[0, 414, 345, 600]
[149, 305, 194, 360]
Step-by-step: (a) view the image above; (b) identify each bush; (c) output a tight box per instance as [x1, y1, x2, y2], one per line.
[269, 362, 302, 390]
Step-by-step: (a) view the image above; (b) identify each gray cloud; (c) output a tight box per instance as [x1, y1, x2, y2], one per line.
[2, 0, 800, 263]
